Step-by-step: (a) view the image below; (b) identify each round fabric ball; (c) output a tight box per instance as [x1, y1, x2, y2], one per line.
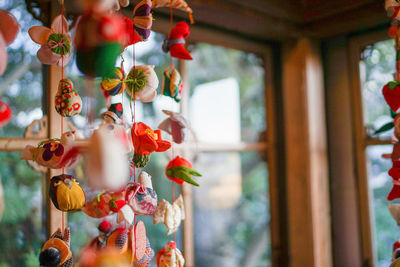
[39, 247, 61, 266]
[125, 65, 158, 102]
[47, 33, 71, 55]
[101, 67, 126, 96]
[126, 68, 147, 94]
[76, 43, 122, 78]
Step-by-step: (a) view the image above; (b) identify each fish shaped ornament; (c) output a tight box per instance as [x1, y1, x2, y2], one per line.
[162, 22, 192, 60]
[39, 228, 73, 267]
[126, 65, 159, 103]
[156, 241, 185, 267]
[49, 174, 85, 212]
[55, 79, 82, 117]
[153, 195, 185, 235]
[0, 10, 19, 75]
[20, 131, 78, 169]
[161, 67, 183, 102]
[29, 15, 71, 66]
[152, 0, 194, 24]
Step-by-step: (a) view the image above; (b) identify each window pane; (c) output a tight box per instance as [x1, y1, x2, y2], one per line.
[193, 151, 270, 267]
[187, 44, 266, 144]
[0, 0, 43, 137]
[360, 39, 395, 138]
[366, 145, 397, 267]
[0, 152, 44, 266]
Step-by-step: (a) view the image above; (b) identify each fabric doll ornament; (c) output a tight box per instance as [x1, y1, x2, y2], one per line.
[101, 68, 126, 99]
[101, 102, 124, 124]
[152, 0, 194, 24]
[161, 66, 183, 102]
[0, 10, 19, 75]
[389, 204, 400, 225]
[166, 156, 201, 186]
[29, 15, 71, 66]
[49, 174, 85, 212]
[87, 127, 129, 190]
[55, 79, 82, 117]
[156, 241, 185, 267]
[131, 122, 171, 167]
[125, 171, 158, 215]
[133, 0, 153, 41]
[158, 110, 188, 144]
[0, 99, 12, 128]
[89, 220, 113, 250]
[162, 22, 192, 60]
[153, 195, 185, 236]
[74, 3, 126, 77]
[20, 131, 77, 169]
[126, 65, 159, 103]
[39, 228, 73, 267]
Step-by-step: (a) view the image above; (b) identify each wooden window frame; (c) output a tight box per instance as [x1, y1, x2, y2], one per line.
[0, 8, 278, 267]
[348, 29, 392, 265]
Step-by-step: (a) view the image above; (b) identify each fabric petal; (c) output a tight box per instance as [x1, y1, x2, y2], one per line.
[0, 36, 7, 75]
[28, 26, 51, 45]
[37, 46, 61, 65]
[0, 10, 19, 45]
[137, 89, 156, 103]
[51, 14, 68, 34]
[56, 52, 71, 67]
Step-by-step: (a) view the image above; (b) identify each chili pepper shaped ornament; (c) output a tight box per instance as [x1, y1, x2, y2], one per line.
[49, 174, 85, 212]
[162, 22, 192, 60]
[55, 79, 82, 117]
[166, 156, 201, 186]
[39, 228, 73, 267]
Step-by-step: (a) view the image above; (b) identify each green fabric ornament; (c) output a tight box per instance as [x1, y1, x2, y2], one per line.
[133, 153, 151, 168]
[126, 68, 147, 94]
[76, 43, 122, 78]
[48, 33, 71, 55]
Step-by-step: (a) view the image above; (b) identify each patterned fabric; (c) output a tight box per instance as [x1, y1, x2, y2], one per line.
[161, 67, 183, 102]
[133, 0, 152, 41]
[152, 0, 193, 23]
[156, 241, 184, 267]
[55, 79, 82, 117]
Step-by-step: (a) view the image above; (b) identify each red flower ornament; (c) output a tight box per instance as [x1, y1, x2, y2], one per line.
[131, 122, 171, 167]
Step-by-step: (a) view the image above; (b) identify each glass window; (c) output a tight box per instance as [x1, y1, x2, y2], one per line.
[360, 39, 398, 266]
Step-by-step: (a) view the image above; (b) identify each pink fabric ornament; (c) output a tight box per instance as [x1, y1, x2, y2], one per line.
[0, 10, 19, 75]
[158, 110, 188, 144]
[29, 15, 71, 66]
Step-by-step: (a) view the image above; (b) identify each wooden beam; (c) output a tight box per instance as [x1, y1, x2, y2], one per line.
[323, 36, 363, 267]
[282, 38, 332, 267]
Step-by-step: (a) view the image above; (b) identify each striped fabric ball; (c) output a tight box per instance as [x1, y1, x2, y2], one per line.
[101, 67, 126, 97]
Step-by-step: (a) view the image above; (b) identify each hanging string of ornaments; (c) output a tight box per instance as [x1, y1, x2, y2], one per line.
[18, 0, 201, 266]
[373, 1, 400, 266]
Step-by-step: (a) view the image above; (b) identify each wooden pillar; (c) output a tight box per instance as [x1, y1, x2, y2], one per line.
[44, 1, 66, 237]
[323, 37, 363, 267]
[179, 59, 195, 267]
[282, 38, 332, 267]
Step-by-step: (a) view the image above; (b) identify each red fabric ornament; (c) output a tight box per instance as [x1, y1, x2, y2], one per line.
[163, 22, 192, 60]
[98, 219, 113, 233]
[122, 16, 141, 48]
[110, 199, 126, 212]
[383, 81, 400, 112]
[388, 160, 400, 201]
[394, 240, 400, 251]
[131, 122, 171, 156]
[0, 99, 11, 128]
[166, 156, 201, 186]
